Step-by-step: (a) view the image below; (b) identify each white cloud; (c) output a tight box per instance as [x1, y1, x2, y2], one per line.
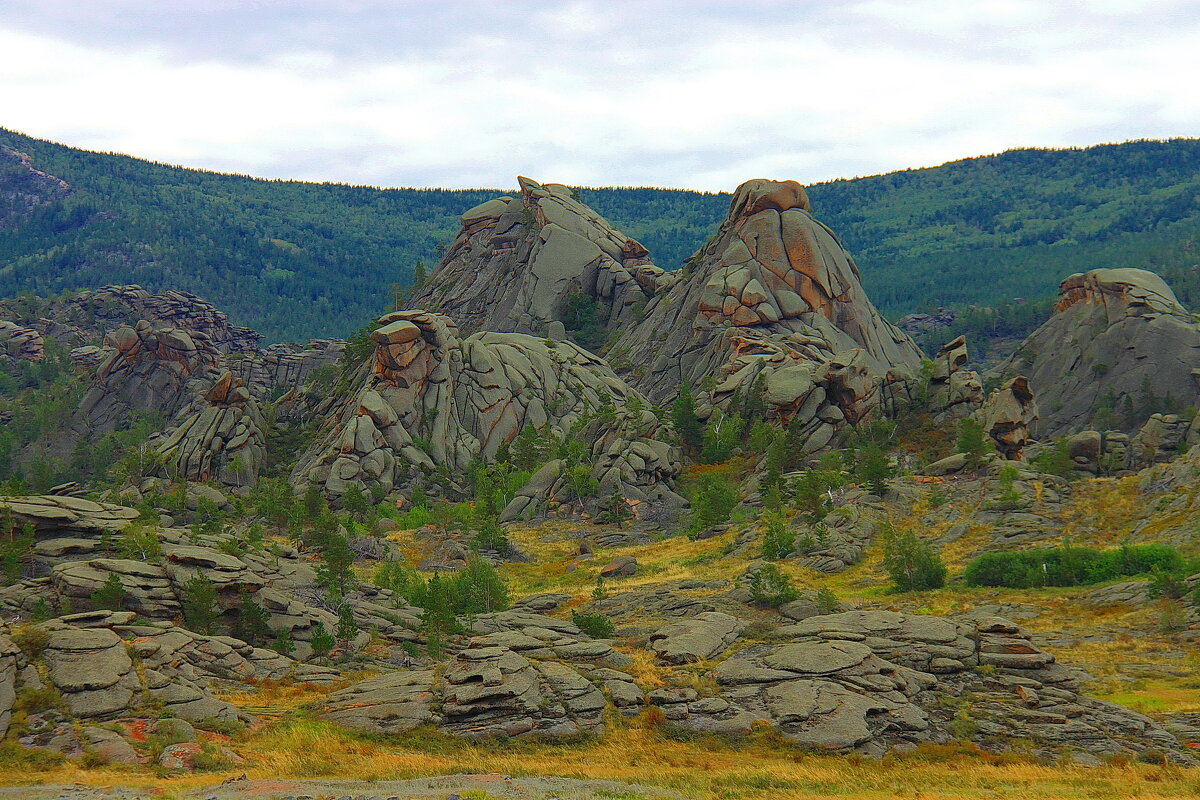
[0, 0, 1197, 191]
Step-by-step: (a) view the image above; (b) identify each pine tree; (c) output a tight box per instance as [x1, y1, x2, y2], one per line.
[181, 572, 219, 634]
[90, 572, 126, 611]
[671, 384, 704, 453]
[309, 621, 336, 658]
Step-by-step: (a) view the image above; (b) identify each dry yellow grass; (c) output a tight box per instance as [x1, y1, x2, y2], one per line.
[6, 714, 1200, 799]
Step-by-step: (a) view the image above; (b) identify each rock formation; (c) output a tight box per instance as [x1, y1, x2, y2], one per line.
[76, 321, 222, 436]
[993, 269, 1200, 437]
[323, 609, 630, 738]
[0, 319, 44, 366]
[411, 177, 670, 339]
[149, 370, 267, 486]
[69, 286, 261, 354]
[927, 336, 984, 421]
[607, 179, 924, 449]
[293, 310, 683, 512]
[978, 376, 1038, 459]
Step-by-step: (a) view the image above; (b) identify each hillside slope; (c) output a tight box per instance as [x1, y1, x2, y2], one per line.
[2, 128, 1198, 341]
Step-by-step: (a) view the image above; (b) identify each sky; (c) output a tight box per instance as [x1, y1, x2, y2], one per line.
[1, 0, 1198, 192]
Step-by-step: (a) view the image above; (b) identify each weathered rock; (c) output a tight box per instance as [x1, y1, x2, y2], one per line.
[0, 320, 44, 366]
[411, 177, 663, 340]
[607, 178, 924, 446]
[293, 310, 683, 517]
[993, 269, 1200, 437]
[149, 370, 268, 486]
[76, 320, 222, 437]
[649, 612, 743, 664]
[978, 376, 1038, 459]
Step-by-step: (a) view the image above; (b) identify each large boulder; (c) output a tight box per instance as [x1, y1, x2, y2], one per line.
[149, 370, 268, 486]
[992, 269, 1200, 437]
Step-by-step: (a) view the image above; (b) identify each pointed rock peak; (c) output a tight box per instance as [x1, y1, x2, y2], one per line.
[409, 177, 667, 341]
[612, 176, 923, 415]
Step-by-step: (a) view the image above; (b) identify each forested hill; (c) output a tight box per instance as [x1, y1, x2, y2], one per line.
[2, 127, 1198, 341]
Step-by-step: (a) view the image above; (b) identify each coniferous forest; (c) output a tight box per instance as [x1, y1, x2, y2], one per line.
[2, 128, 1198, 341]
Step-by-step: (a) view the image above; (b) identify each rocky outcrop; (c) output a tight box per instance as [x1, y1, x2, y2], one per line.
[661, 611, 1193, 761]
[977, 376, 1038, 459]
[150, 370, 267, 486]
[0, 146, 72, 228]
[293, 310, 683, 513]
[0, 495, 140, 538]
[993, 269, 1200, 437]
[323, 611, 628, 738]
[927, 336, 983, 421]
[76, 320, 222, 436]
[69, 286, 261, 354]
[607, 179, 923, 449]
[649, 612, 743, 664]
[229, 338, 345, 398]
[411, 177, 667, 339]
[0, 320, 44, 365]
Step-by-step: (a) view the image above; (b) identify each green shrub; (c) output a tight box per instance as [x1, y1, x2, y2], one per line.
[687, 471, 738, 536]
[964, 543, 1185, 588]
[10, 623, 50, 659]
[881, 524, 947, 592]
[571, 609, 615, 639]
[748, 564, 798, 607]
[955, 418, 993, 467]
[792, 469, 847, 523]
[309, 622, 336, 657]
[760, 511, 794, 560]
[181, 571, 219, 634]
[90, 572, 126, 611]
[814, 586, 841, 615]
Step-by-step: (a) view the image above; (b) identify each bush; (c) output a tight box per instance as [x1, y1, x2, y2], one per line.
[814, 586, 841, 615]
[10, 623, 49, 659]
[571, 609, 615, 639]
[852, 443, 894, 496]
[964, 543, 1186, 589]
[181, 571, 219, 634]
[309, 622, 336, 657]
[749, 564, 798, 607]
[90, 572, 126, 611]
[955, 418, 993, 467]
[687, 471, 738, 536]
[881, 524, 947, 592]
[760, 511, 794, 560]
[793, 469, 847, 523]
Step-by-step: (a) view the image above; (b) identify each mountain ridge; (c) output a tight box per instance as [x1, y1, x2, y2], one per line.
[3, 127, 1199, 343]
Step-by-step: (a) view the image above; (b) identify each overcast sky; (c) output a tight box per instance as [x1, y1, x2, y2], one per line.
[1, 0, 1197, 191]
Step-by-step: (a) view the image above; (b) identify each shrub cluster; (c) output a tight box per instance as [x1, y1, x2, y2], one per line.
[964, 543, 1185, 589]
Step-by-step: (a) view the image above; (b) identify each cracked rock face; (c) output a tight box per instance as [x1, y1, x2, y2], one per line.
[293, 310, 682, 513]
[412, 176, 667, 338]
[978, 376, 1039, 460]
[323, 611, 629, 738]
[657, 610, 1195, 762]
[76, 320, 223, 437]
[994, 269, 1200, 438]
[608, 179, 924, 443]
[150, 370, 268, 486]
